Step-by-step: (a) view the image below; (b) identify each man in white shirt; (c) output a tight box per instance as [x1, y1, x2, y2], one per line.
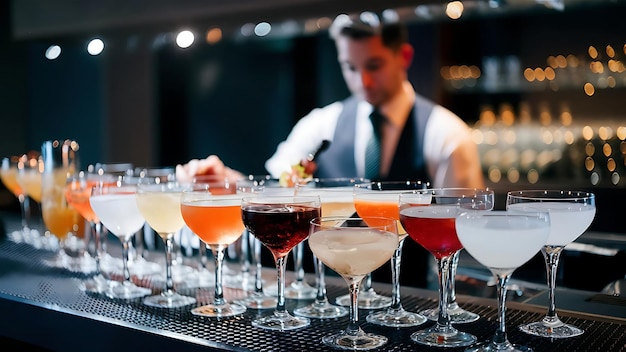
[176, 14, 484, 288]
[177, 14, 483, 189]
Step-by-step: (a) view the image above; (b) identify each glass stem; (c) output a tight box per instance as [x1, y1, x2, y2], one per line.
[240, 230, 250, 275]
[543, 245, 565, 325]
[19, 194, 31, 230]
[199, 242, 208, 270]
[293, 242, 305, 284]
[436, 255, 453, 330]
[390, 239, 405, 310]
[276, 255, 287, 314]
[493, 272, 512, 347]
[164, 233, 175, 294]
[448, 251, 460, 310]
[212, 246, 226, 305]
[122, 238, 132, 284]
[314, 255, 328, 303]
[347, 280, 362, 336]
[91, 222, 102, 276]
[253, 238, 264, 293]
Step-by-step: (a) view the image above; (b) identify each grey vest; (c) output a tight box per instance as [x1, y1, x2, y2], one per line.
[315, 95, 433, 183]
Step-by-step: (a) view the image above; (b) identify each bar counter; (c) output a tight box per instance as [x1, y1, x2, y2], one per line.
[0, 236, 624, 352]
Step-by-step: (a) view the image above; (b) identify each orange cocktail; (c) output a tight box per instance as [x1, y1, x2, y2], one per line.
[180, 190, 247, 318]
[181, 200, 244, 246]
[354, 196, 407, 238]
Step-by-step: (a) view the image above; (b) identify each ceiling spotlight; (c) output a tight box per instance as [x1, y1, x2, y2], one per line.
[45, 45, 61, 60]
[87, 39, 105, 56]
[176, 30, 195, 48]
[254, 22, 271, 37]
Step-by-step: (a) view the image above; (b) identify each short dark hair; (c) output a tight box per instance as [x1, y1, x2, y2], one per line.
[329, 13, 408, 51]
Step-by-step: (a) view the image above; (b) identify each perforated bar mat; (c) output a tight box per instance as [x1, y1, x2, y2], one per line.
[0, 240, 624, 352]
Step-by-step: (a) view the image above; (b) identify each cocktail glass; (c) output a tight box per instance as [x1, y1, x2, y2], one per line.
[65, 171, 119, 293]
[399, 188, 494, 347]
[309, 216, 398, 350]
[241, 195, 320, 330]
[456, 210, 550, 351]
[181, 186, 247, 317]
[293, 177, 370, 319]
[353, 180, 428, 327]
[1, 156, 32, 241]
[90, 183, 152, 300]
[16, 152, 45, 247]
[233, 175, 279, 310]
[137, 182, 197, 308]
[507, 190, 596, 338]
[40, 140, 87, 271]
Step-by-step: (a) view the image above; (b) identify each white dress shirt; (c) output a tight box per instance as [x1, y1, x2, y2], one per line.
[265, 84, 483, 189]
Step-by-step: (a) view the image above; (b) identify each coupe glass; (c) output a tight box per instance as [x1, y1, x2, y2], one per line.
[40, 140, 87, 271]
[399, 188, 494, 348]
[241, 195, 320, 330]
[233, 175, 279, 310]
[309, 216, 398, 350]
[507, 190, 596, 338]
[181, 186, 247, 318]
[292, 178, 369, 319]
[90, 183, 152, 300]
[16, 152, 46, 247]
[1, 156, 32, 240]
[456, 210, 550, 351]
[353, 180, 428, 327]
[65, 171, 119, 293]
[137, 182, 197, 308]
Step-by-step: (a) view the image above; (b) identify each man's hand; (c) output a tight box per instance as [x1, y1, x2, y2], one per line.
[175, 155, 244, 182]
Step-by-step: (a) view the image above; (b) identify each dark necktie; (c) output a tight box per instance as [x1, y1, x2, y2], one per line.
[365, 110, 384, 179]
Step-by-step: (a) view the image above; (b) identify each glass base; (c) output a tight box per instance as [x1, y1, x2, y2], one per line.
[104, 282, 152, 300]
[283, 280, 317, 300]
[81, 275, 119, 295]
[466, 341, 534, 352]
[294, 301, 349, 319]
[519, 321, 584, 338]
[410, 326, 476, 348]
[180, 269, 215, 289]
[420, 305, 480, 324]
[191, 302, 246, 318]
[144, 291, 197, 308]
[235, 293, 277, 310]
[252, 312, 310, 331]
[366, 308, 427, 327]
[335, 290, 392, 309]
[322, 331, 388, 351]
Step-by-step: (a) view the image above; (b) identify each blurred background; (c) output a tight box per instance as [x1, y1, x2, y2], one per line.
[0, 0, 625, 237]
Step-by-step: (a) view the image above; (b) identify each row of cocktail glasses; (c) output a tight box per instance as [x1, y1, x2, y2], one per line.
[82, 178, 594, 351]
[1, 146, 597, 350]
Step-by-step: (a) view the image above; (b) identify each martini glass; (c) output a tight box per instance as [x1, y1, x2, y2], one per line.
[456, 210, 550, 352]
[353, 180, 428, 327]
[90, 183, 152, 300]
[399, 188, 494, 348]
[181, 186, 247, 318]
[242, 195, 320, 331]
[137, 182, 197, 308]
[507, 190, 596, 339]
[65, 171, 120, 293]
[1, 156, 32, 241]
[292, 177, 369, 319]
[309, 216, 398, 350]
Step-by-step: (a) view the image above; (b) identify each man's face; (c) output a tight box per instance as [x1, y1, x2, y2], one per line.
[335, 35, 409, 107]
